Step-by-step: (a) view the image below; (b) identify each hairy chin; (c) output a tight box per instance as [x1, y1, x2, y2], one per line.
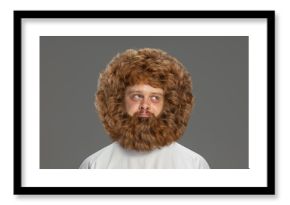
[113, 112, 176, 152]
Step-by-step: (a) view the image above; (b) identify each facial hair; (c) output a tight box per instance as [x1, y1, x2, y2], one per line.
[114, 111, 176, 152]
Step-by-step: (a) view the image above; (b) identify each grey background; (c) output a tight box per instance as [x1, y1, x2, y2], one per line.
[40, 36, 248, 169]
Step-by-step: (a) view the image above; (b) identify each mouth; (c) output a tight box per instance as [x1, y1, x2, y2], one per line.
[137, 111, 152, 118]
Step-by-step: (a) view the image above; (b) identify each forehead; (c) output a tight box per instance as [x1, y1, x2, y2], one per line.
[126, 84, 164, 94]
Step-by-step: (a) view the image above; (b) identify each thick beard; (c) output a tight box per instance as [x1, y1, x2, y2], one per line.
[115, 112, 176, 152]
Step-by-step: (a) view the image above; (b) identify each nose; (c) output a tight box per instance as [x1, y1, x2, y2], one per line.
[139, 98, 150, 111]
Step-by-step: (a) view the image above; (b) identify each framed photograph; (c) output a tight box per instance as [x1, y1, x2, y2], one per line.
[14, 10, 275, 195]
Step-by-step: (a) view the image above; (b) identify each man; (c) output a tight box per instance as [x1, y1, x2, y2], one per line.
[80, 48, 210, 169]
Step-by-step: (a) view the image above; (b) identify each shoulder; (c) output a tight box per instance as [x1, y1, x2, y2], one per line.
[170, 142, 210, 169]
[79, 142, 117, 169]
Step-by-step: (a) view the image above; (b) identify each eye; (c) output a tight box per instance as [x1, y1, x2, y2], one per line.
[150, 96, 161, 103]
[131, 94, 143, 101]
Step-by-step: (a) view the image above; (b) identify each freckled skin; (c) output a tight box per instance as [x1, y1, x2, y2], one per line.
[125, 84, 164, 117]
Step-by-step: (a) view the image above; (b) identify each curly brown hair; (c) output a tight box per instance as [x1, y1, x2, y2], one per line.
[95, 48, 195, 151]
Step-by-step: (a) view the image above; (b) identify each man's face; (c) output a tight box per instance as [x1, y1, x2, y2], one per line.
[125, 84, 164, 118]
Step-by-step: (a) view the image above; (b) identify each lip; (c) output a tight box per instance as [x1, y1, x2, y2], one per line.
[137, 112, 151, 117]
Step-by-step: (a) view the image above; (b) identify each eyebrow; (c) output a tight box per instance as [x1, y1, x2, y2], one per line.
[127, 90, 164, 96]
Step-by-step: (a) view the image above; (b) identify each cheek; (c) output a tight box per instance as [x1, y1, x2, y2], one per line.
[125, 99, 140, 114]
[151, 101, 164, 114]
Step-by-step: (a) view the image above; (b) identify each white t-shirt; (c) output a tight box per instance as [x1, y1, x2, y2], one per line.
[79, 142, 210, 169]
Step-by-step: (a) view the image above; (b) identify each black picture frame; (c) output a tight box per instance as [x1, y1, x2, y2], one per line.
[14, 10, 275, 195]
